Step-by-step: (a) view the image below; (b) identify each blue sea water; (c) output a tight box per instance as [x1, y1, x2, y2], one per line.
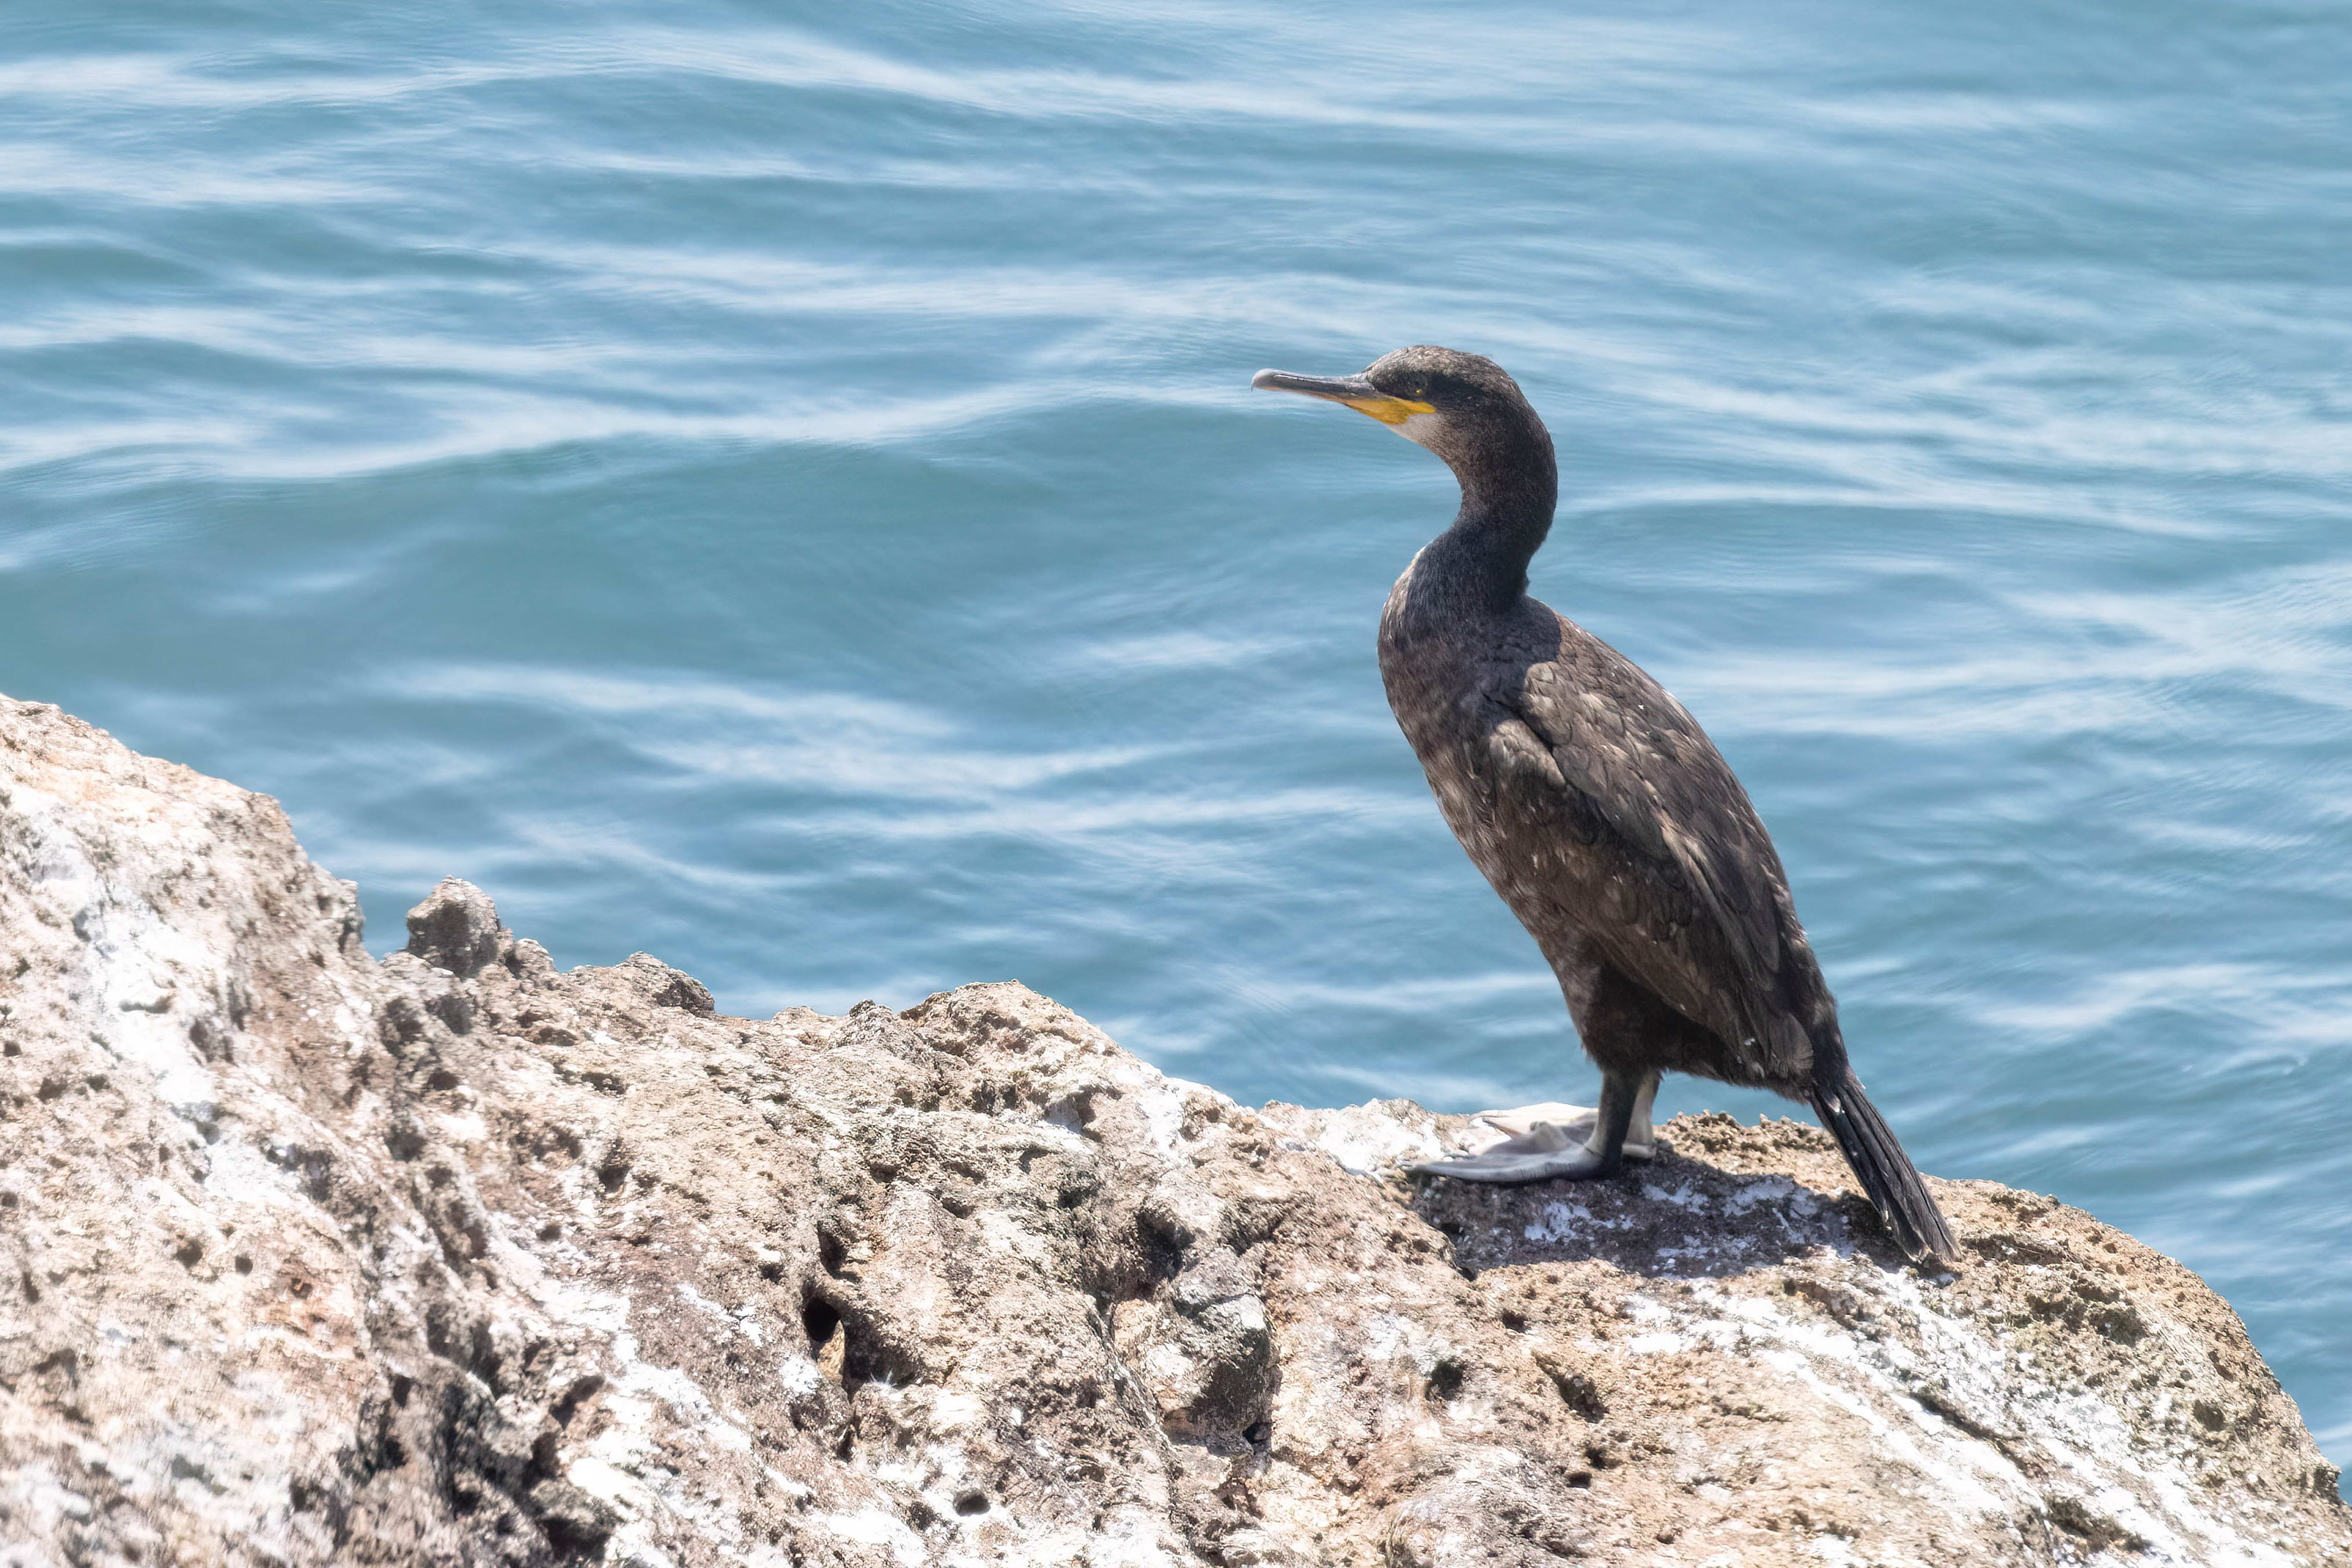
[4, 0, 2348, 1473]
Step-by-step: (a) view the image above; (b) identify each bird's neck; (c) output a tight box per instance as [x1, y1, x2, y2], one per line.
[1420, 423, 1557, 617]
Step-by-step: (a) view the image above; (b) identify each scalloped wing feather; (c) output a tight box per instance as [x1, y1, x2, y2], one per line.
[1490, 647, 1813, 1080]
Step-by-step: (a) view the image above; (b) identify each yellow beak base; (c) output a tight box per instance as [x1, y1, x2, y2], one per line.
[1341, 394, 1437, 426]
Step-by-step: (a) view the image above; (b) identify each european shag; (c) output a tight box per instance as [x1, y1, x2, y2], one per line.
[1252, 346, 1957, 1265]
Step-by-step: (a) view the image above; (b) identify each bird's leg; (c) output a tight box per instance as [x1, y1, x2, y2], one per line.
[1409, 1069, 1659, 1184]
[1584, 1069, 1641, 1175]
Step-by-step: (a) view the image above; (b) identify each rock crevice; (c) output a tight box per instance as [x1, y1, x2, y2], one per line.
[0, 695, 2344, 1567]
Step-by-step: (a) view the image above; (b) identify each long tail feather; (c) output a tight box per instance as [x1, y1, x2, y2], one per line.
[1808, 1067, 1958, 1265]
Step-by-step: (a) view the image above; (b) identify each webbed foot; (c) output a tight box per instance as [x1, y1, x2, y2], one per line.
[1408, 1119, 1619, 1183]
[1471, 1102, 1655, 1162]
[1410, 1070, 1662, 1185]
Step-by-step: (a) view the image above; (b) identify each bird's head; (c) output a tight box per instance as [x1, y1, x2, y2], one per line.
[1250, 345, 1546, 477]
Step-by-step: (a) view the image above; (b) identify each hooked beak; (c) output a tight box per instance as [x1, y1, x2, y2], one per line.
[1251, 368, 1436, 427]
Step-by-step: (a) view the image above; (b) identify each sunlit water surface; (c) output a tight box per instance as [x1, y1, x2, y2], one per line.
[5, 0, 2348, 1473]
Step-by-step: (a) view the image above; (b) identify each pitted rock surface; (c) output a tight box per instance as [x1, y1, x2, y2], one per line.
[0, 693, 2345, 1568]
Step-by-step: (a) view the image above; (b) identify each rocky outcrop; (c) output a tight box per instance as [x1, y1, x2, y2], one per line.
[0, 693, 2344, 1568]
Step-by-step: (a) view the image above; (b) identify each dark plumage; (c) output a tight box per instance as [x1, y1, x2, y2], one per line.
[1252, 346, 1957, 1265]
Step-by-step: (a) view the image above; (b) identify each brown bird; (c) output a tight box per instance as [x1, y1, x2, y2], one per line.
[1252, 346, 1957, 1264]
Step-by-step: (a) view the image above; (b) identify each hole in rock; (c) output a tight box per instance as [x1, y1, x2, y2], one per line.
[954, 1491, 989, 1517]
[1137, 1216, 1185, 1289]
[553, 1373, 604, 1424]
[837, 1315, 918, 1392]
[1545, 1366, 1609, 1422]
[802, 1297, 841, 1354]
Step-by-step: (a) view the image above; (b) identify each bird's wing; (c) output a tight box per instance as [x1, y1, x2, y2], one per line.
[1486, 637, 1813, 1076]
